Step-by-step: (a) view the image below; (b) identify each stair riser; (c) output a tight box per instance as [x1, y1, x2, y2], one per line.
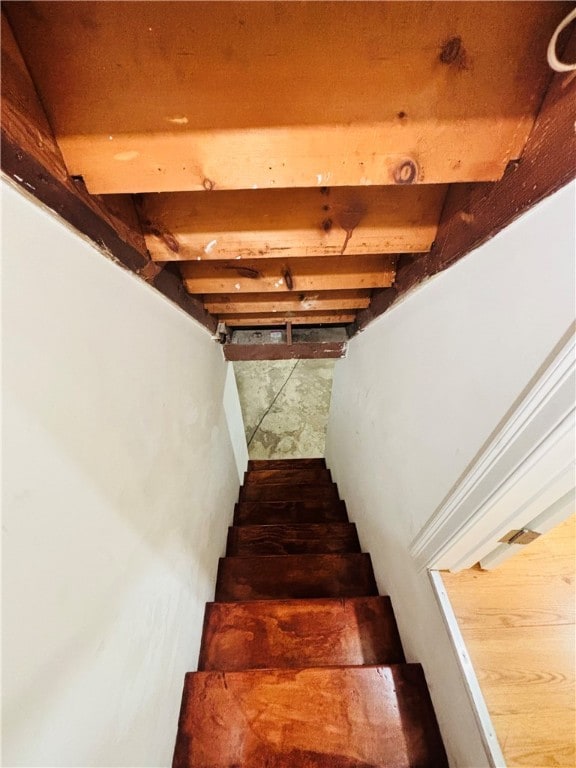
[227, 523, 360, 555]
[234, 500, 348, 525]
[239, 484, 339, 502]
[243, 468, 332, 485]
[199, 596, 405, 671]
[248, 458, 326, 471]
[215, 553, 378, 602]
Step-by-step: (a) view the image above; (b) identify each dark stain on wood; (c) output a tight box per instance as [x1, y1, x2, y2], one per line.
[223, 264, 261, 279]
[149, 225, 180, 253]
[393, 159, 418, 185]
[439, 35, 469, 70]
[321, 217, 333, 232]
[283, 268, 294, 290]
[162, 231, 179, 253]
[336, 199, 368, 254]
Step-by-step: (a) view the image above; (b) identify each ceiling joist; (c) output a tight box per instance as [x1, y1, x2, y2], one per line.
[221, 312, 357, 327]
[203, 290, 372, 315]
[3, 2, 574, 352]
[5, 2, 567, 193]
[181, 255, 396, 294]
[141, 185, 446, 262]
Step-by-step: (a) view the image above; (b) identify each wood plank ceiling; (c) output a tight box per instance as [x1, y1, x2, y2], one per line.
[4, 1, 572, 331]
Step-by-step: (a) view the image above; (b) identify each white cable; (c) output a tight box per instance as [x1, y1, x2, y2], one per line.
[547, 6, 576, 72]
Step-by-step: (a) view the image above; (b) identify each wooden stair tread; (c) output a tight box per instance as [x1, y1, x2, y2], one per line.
[240, 482, 340, 502]
[199, 596, 405, 671]
[227, 523, 360, 556]
[234, 499, 348, 525]
[248, 458, 326, 471]
[172, 457, 448, 764]
[215, 553, 377, 602]
[173, 664, 448, 767]
[244, 468, 332, 485]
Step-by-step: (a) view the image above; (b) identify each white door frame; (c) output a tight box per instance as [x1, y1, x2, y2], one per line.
[410, 325, 575, 573]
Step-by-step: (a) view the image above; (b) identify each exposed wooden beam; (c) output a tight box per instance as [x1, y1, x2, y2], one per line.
[356, 33, 576, 333]
[219, 312, 357, 327]
[181, 255, 396, 294]
[223, 342, 347, 362]
[141, 186, 446, 261]
[0, 13, 216, 333]
[6, 3, 569, 193]
[203, 290, 372, 315]
[1, 15, 146, 268]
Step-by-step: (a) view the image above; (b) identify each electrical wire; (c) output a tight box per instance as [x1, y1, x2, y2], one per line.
[247, 360, 300, 448]
[547, 7, 576, 73]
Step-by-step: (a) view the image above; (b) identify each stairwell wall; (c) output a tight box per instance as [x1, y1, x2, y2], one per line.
[325, 182, 575, 767]
[2, 180, 243, 766]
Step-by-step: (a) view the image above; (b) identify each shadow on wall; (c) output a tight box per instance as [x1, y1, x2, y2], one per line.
[233, 360, 335, 459]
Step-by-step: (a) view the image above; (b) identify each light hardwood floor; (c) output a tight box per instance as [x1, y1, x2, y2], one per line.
[442, 514, 575, 767]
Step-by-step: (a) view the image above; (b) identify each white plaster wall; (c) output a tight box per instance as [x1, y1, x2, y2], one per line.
[223, 363, 249, 482]
[1, 180, 240, 767]
[325, 182, 575, 767]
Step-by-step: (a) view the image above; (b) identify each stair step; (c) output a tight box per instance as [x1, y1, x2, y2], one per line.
[240, 482, 339, 503]
[234, 499, 348, 525]
[215, 553, 378, 602]
[199, 596, 405, 671]
[244, 467, 332, 485]
[173, 665, 448, 767]
[226, 522, 360, 555]
[248, 458, 326, 471]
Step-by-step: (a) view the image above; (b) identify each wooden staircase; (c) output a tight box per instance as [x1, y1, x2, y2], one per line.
[173, 458, 449, 767]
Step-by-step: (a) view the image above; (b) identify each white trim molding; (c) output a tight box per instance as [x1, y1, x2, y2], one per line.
[429, 571, 506, 767]
[410, 325, 576, 572]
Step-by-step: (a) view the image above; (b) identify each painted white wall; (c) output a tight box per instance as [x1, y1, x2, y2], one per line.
[325, 182, 575, 767]
[1, 180, 241, 767]
[223, 363, 249, 482]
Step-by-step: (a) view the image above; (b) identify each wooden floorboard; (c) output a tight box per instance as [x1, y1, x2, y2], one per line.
[442, 514, 575, 767]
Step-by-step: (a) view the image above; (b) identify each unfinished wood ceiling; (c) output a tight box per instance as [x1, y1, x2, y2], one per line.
[3, 1, 573, 332]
